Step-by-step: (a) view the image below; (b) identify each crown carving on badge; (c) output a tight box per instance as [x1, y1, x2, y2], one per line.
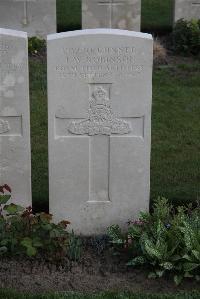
[90, 86, 110, 108]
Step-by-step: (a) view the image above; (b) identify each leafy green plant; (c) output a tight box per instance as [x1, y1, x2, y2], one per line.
[0, 185, 81, 261]
[67, 231, 82, 261]
[172, 18, 200, 55]
[28, 37, 46, 56]
[108, 197, 200, 284]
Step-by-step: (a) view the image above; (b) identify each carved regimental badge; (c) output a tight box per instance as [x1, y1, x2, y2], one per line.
[0, 119, 10, 134]
[68, 86, 131, 136]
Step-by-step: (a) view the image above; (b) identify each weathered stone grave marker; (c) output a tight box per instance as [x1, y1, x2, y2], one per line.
[0, 0, 57, 38]
[174, 0, 200, 22]
[15, 0, 37, 26]
[0, 28, 31, 206]
[97, 1, 126, 29]
[82, 0, 141, 31]
[48, 29, 153, 235]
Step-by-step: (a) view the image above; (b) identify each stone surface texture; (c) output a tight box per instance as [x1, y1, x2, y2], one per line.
[174, 0, 200, 22]
[48, 29, 153, 235]
[0, 28, 31, 207]
[0, 0, 56, 38]
[82, 0, 141, 31]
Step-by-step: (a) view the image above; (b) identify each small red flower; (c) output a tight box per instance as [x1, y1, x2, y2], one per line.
[3, 184, 11, 193]
[0, 186, 4, 194]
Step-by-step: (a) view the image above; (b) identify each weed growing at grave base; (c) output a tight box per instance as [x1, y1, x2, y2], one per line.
[0, 185, 82, 262]
[108, 197, 200, 285]
[28, 37, 46, 56]
[153, 39, 167, 65]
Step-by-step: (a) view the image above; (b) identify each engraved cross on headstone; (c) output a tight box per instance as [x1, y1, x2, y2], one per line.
[98, 0, 125, 28]
[15, 0, 36, 26]
[0, 116, 22, 136]
[55, 85, 144, 203]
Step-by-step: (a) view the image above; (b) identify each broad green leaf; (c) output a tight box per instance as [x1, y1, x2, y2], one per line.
[4, 203, 24, 214]
[174, 275, 183, 285]
[171, 255, 181, 262]
[33, 238, 43, 248]
[21, 237, 32, 248]
[144, 239, 162, 260]
[126, 256, 145, 266]
[182, 254, 192, 261]
[192, 250, 200, 261]
[183, 262, 200, 272]
[156, 270, 165, 277]
[160, 262, 173, 270]
[26, 246, 37, 257]
[0, 195, 11, 205]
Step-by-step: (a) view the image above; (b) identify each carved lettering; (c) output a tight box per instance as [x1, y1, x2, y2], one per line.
[55, 46, 143, 79]
[63, 47, 135, 55]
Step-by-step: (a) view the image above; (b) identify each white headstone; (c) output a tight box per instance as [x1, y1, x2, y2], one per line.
[82, 0, 141, 31]
[174, 0, 200, 22]
[0, 28, 31, 207]
[0, 0, 57, 38]
[48, 29, 153, 235]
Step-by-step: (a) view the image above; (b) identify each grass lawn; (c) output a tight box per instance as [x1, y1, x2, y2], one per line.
[1, 290, 200, 299]
[56, 0, 173, 33]
[29, 59, 48, 211]
[151, 63, 200, 205]
[141, 0, 173, 33]
[30, 58, 200, 209]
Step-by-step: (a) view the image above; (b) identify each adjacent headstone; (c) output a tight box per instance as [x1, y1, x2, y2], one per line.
[0, 0, 57, 38]
[174, 0, 200, 22]
[82, 0, 141, 31]
[48, 29, 153, 235]
[0, 28, 31, 207]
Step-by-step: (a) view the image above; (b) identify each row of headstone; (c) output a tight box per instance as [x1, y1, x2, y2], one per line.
[82, 0, 141, 31]
[0, 0, 141, 35]
[0, 0, 199, 38]
[174, 0, 200, 22]
[0, 0, 57, 38]
[0, 28, 32, 207]
[1, 27, 153, 234]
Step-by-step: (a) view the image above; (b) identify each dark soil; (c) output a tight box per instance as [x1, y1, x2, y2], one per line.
[0, 245, 199, 295]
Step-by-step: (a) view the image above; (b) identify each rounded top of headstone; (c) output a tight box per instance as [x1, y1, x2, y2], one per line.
[47, 29, 152, 41]
[0, 28, 27, 38]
